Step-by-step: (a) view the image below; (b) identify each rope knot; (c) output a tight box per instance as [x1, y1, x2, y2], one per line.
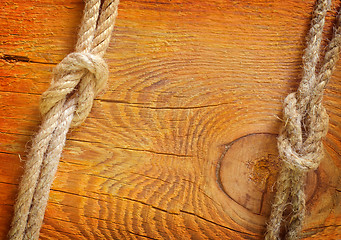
[40, 52, 109, 127]
[277, 92, 329, 171]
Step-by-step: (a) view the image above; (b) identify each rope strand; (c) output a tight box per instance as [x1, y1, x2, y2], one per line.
[266, 0, 341, 239]
[24, 97, 76, 240]
[8, 1, 119, 239]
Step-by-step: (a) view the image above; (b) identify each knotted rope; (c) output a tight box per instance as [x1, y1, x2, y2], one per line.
[266, 0, 341, 239]
[9, 1, 119, 239]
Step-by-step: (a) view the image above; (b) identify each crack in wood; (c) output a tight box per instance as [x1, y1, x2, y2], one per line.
[0, 181, 18, 186]
[121, 196, 180, 215]
[180, 210, 257, 237]
[98, 98, 233, 110]
[1, 54, 30, 63]
[49, 187, 258, 237]
[0, 54, 57, 65]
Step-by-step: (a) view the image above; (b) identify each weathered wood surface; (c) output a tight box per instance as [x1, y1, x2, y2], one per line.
[0, 0, 340, 239]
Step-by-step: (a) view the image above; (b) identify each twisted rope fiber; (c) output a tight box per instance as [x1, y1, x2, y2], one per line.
[8, 0, 119, 239]
[266, 0, 341, 239]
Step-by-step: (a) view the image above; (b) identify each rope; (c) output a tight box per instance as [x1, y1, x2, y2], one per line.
[8, 0, 340, 239]
[8, 1, 119, 239]
[266, 0, 341, 239]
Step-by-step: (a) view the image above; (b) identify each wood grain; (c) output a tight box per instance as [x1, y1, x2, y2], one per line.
[0, 0, 341, 239]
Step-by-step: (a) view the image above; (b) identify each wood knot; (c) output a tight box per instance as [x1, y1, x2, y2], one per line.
[212, 133, 338, 233]
[218, 133, 296, 216]
[247, 153, 280, 193]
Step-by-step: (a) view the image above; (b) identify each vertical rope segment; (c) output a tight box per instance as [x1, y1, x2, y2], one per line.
[8, 1, 119, 239]
[266, 0, 341, 239]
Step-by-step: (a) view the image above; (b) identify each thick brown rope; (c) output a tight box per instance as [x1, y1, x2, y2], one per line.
[266, 0, 341, 239]
[8, 1, 119, 239]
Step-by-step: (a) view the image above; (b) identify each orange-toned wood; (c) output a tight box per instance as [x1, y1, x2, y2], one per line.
[0, 0, 340, 239]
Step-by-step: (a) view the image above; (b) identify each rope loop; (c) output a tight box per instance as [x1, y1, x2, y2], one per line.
[39, 52, 108, 126]
[278, 92, 329, 171]
[8, 1, 119, 239]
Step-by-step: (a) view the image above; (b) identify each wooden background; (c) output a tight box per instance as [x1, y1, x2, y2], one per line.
[0, 0, 340, 239]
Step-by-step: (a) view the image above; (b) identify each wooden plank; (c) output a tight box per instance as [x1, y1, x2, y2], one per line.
[0, 0, 340, 239]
